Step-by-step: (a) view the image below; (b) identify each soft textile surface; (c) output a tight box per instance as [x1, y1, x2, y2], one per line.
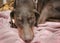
[0, 10, 60, 43]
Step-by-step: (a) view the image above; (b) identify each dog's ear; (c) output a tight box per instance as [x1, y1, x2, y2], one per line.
[33, 9, 40, 27]
[10, 10, 17, 28]
[14, 0, 19, 8]
[13, 0, 16, 8]
[33, 9, 40, 15]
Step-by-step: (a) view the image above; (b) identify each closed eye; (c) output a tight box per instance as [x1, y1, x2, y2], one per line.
[17, 19, 24, 24]
[28, 17, 35, 23]
[28, 17, 34, 20]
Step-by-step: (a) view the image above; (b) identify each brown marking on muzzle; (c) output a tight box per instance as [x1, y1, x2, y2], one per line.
[18, 26, 34, 42]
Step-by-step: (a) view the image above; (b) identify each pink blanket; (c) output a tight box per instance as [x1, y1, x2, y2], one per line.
[0, 10, 60, 43]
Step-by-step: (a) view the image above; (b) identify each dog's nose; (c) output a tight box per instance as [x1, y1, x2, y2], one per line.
[25, 39, 32, 43]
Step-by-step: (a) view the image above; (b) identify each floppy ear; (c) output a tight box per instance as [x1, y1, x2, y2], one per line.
[14, 0, 19, 8]
[10, 10, 17, 28]
[33, 9, 40, 27]
[13, 0, 16, 8]
[33, 9, 40, 15]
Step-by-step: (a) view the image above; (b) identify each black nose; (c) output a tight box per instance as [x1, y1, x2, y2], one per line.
[25, 40, 32, 43]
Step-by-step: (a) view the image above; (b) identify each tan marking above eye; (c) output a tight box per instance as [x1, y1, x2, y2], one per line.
[17, 17, 22, 20]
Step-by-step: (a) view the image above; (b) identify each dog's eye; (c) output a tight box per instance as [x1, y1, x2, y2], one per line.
[17, 18, 24, 24]
[28, 17, 35, 23]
